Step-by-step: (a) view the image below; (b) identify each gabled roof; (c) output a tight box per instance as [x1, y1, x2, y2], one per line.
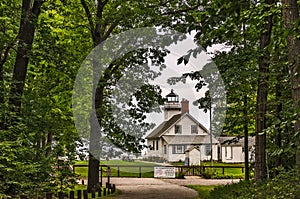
[145, 114, 181, 139]
[145, 112, 209, 139]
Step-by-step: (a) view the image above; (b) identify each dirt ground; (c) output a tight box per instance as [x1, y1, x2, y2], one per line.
[101, 176, 240, 199]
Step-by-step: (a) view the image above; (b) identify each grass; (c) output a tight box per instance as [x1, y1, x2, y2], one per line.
[186, 185, 216, 199]
[74, 160, 158, 178]
[74, 160, 248, 179]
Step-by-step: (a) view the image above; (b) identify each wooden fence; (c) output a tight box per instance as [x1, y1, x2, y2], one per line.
[2, 184, 115, 199]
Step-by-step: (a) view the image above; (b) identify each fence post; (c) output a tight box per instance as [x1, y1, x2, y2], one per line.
[139, 166, 142, 178]
[112, 184, 116, 193]
[77, 190, 82, 199]
[222, 167, 225, 175]
[58, 192, 64, 199]
[242, 167, 244, 173]
[46, 192, 52, 199]
[83, 190, 88, 199]
[103, 188, 107, 196]
[118, 166, 120, 177]
[98, 189, 102, 197]
[70, 191, 75, 199]
[91, 191, 96, 198]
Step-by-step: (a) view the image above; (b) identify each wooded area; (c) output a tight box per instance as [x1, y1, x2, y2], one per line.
[0, 0, 299, 197]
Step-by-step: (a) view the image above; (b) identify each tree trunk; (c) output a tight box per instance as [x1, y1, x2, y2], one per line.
[281, 0, 300, 170]
[9, 0, 44, 115]
[0, 62, 4, 130]
[243, 95, 249, 181]
[87, 84, 104, 191]
[45, 132, 53, 157]
[274, 80, 283, 175]
[80, 0, 115, 191]
[255, 0, 274, 181]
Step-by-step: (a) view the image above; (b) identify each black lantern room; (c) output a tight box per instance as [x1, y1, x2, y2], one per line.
[165, 89, 179, 103]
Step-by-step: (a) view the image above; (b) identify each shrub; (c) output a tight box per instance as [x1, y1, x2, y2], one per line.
[176, 171, 185, 179]
[208, 169, 300, 199]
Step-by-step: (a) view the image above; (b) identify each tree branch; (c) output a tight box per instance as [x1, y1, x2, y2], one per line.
[81, 0, 96, 42]
[103, 22, 118, 41]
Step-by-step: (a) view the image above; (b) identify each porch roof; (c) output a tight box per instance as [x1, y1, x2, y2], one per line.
[162, 135, 219, 145]
[218, 136, 255, 147]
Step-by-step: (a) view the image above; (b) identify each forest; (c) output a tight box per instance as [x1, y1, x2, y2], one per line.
[0, 0, 299, 198]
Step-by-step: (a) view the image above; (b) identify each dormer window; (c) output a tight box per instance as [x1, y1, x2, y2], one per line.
[175, 125, 182, 134]
[191, 125, 198, 134]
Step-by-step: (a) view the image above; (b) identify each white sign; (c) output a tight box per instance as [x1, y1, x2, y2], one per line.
[154, 167, 176, 178]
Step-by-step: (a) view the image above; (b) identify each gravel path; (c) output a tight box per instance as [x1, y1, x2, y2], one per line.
[103, 177, 240, 199]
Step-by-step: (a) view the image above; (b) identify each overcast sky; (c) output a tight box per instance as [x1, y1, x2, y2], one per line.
[145, 34, 213, 135]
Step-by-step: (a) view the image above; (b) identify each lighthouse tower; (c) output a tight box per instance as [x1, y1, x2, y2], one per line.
[163, 89, 181, 120]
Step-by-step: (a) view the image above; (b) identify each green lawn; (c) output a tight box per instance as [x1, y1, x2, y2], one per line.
[74, 160, 248, 179]
[74, 160, 157, 178]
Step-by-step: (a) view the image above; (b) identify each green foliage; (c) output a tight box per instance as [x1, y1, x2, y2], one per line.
[209, 170, 300, 199]
[186, 185, 216, 199]
[176, 171, 185, 179]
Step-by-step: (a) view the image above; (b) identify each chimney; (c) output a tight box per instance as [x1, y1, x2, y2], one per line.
[181, 98, 189, 114]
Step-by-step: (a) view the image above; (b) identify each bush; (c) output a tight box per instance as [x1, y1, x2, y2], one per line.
[176, 171, 185, 179]
[143, 156, 166, 163]
[201, 169, 216, 179]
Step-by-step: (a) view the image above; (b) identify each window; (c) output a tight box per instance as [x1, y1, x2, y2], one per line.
[164, 145, 167, 154]
[205, 145, 211, 156]
[191, 125, 198, 134]
[172, 145, 186, 154]
[175, 125, 182, 134]
[225, 146, 232, 159]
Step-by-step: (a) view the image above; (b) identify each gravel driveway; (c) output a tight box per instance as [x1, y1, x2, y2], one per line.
[104, 177, 239, 199]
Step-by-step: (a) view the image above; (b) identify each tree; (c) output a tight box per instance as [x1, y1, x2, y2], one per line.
[281, 0, 300, 170]
[0, 0, 21, 130]
[183, 0, 297, 180]
[255, 0, 274, 181]
[9, 0, 45, 116]
[79, 0, 203, 190]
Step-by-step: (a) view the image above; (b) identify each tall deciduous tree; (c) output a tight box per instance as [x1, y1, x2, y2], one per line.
[9, 0, 44, 116]
[281, 0, 300, 170]
[79, 0, 202, 190]
[255, 0, 274, 181]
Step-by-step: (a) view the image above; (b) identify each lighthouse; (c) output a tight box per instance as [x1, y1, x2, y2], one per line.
[163, 89, 181, 120]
